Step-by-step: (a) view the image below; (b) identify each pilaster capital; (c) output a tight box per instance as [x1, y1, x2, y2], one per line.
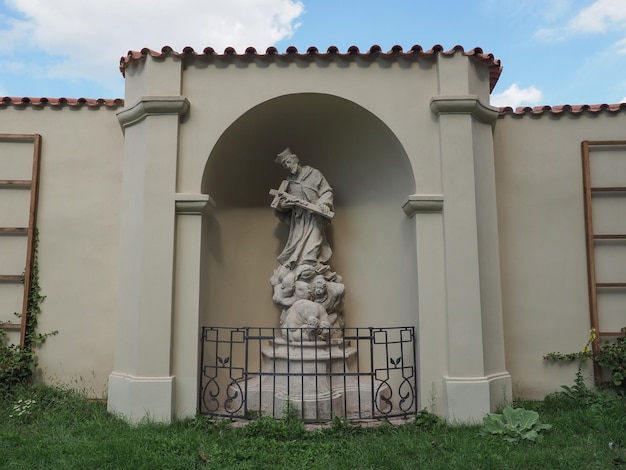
[117, 96, 190, 129]
[402, 194, 444, 217]
[430, 95, 498, 124]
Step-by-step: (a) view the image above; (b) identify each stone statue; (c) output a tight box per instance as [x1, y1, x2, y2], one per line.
[270, 148, 334, 269]
[281, 299, 331, 341]
[310, 275, 345, 337]
[269, 148, 345, 340]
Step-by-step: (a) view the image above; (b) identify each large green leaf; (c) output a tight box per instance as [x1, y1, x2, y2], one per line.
[482, 413, 507, 435]
[503, 407, 539, 431]
[481, 407, 551, 443]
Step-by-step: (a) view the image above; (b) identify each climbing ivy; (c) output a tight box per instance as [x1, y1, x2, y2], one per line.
[0, 232, 57, 392]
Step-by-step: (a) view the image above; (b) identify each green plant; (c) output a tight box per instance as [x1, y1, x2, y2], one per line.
[8, 398, 36, 419]
[280, 396, 300, 423]
[558, 363, 595, 403]
[238, 414, 307, 440]
[543, 328, 595, 364]
[0, 331, 37, 387]
[0, 232, 57, 392]
[544, 328, 600, 403]
[596, 328, 626, 393]
[413, 407, 443, 431]
[325, 415, 359, 436]
[545, 327, 626, 396]
[480, 406, 552, 443]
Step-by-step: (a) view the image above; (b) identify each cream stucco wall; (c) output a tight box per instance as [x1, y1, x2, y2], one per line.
[494, 111, 626, 398]
[0, 104, 123, 396]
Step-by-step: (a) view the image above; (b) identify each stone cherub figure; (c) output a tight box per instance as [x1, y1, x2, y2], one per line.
[269, 148, 345, 341]
[281, 299, 331, 342]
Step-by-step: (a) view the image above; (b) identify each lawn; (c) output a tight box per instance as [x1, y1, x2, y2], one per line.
[1, 384, 625, 469]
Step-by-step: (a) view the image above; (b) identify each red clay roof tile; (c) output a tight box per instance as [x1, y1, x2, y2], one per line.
[120, 44, 503, 92]
[0, 96, 124, 109]
[498, 103, 626, 116]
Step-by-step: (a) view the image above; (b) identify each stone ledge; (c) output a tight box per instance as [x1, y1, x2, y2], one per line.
[402, 194, 444, 217]
[430, 95, 498, 124]
[117, 96, 190, 128]
[174, 193, 215, 214]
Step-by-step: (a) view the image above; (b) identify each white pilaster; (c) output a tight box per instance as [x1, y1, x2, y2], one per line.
[107, 94, 189, 423]
[172, 193, 213, 419]
[430, 53, 511, 421]
[403, 195, 447, 416]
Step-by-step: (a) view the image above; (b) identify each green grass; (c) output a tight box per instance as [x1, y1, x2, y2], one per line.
[1, 385, 626, 469]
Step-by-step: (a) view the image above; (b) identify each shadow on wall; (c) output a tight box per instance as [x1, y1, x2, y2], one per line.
[199, 93, 418, 330]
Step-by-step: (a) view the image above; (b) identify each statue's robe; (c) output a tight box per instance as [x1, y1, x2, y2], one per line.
[275, 165, 333, 267]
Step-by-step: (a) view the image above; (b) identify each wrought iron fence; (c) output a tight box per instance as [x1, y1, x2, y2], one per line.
[199, 326, 417, 422]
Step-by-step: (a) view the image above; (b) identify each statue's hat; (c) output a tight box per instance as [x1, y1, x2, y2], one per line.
[275, 147, 297, 164]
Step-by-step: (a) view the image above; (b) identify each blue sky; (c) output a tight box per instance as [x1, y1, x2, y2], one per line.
[1, 0, 625, 107]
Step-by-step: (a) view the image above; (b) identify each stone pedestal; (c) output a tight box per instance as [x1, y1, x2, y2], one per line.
[232, 337, 388, 421]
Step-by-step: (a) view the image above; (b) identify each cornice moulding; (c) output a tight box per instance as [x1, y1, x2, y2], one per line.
[402, 194, 444, 217]
[117, 96, 190, 128]
[175, 193, 215, 215]
[430, 95, 498, 124]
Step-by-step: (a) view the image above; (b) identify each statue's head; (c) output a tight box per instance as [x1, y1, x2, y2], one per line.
[312, 275, 327, 298]
[275, 147, 300, 175]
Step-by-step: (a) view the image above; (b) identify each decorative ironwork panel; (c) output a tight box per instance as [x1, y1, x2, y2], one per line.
[199, 326, 417, 423]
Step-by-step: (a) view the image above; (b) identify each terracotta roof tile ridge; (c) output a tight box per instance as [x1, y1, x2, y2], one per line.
[441, 45, 503, 93]
[120, 44, 502, 92]
[119, 43, 501, 66]
[499, 102, 626, 116]
[1, 96, 124, 109]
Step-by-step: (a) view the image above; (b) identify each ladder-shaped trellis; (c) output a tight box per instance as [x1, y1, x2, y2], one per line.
[582, 140, 626, 383]
[0, 134, 42, 346]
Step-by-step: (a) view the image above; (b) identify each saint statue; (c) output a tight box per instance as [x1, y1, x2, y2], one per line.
[269, 148, 345, 340]
[270, 148, 334, 269]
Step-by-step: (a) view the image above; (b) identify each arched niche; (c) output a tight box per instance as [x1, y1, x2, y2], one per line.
[200, 93, 418, 330]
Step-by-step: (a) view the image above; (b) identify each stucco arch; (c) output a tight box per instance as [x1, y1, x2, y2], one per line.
[199, 92, 419, 330]
[201, 92, 415, 201]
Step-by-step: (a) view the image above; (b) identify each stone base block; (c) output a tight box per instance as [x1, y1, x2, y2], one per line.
[107, 372, 175, 423]
[228, 338, 390, 421]
[488, 371, 513, 410]
[275, 390, 345, 421]
[443, 371, 512, 423]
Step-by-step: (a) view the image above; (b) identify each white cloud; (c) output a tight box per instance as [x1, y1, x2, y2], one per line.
[0, 60, 26, 73]
[568, 0, 626, 33]
[621, 96, 626, 103]
[534, 0, 626, 41]
[481, 0, 575, 23]
[490, 83, 543, 108]
[0, 0, 304, 92]
[616, 38, 626, 54]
